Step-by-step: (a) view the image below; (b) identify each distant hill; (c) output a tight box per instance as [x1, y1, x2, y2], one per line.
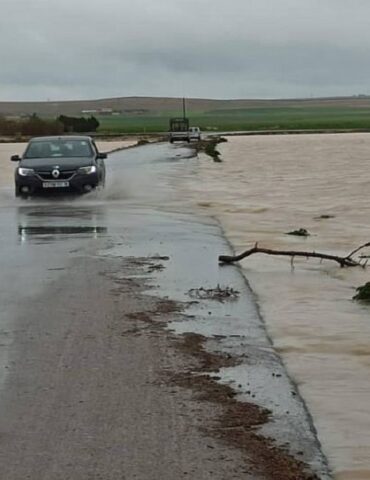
[2, 95, 370, 117]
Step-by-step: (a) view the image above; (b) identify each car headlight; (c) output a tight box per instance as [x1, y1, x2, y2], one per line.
[79, 166, 97, 175]
[18, 167, 35, 176]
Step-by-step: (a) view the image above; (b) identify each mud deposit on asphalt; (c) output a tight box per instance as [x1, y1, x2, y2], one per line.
[113, 257, 321, 480]
[106, 204, 330, 479]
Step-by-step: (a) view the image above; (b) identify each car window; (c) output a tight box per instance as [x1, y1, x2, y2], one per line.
[91, 141, 99, 154]
[25, 139, 93, 158]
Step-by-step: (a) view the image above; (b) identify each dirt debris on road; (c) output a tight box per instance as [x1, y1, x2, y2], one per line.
[109, 257, 323, 480]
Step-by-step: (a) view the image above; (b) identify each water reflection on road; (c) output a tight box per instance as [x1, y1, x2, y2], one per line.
[0, 142, 193, 393]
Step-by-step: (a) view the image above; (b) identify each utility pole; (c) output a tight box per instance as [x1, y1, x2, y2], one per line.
[182, 97, 186, 119]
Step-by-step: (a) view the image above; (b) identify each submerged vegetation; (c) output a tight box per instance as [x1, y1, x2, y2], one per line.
[353, 282, 370, 302]
[194, 136, 227, 161]
[286, 228, 311, 237]
[188, 285, 240, 302]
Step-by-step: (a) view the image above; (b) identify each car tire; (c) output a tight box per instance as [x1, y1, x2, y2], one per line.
[15, 187, 29, 199]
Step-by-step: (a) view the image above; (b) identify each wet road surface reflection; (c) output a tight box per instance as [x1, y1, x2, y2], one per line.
[18, 225, 107, 237]
[16, 204, 108, 243]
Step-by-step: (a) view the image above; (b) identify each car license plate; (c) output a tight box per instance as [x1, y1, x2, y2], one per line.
[43, 181, 69, 188]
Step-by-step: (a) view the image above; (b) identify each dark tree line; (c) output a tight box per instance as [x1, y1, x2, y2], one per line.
[0, 114, 100, 136]
[0, 114, 63, 136]
[58, 115, 100, 133]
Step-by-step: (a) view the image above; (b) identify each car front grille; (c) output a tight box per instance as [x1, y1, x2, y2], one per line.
[35, 170, 76, 180]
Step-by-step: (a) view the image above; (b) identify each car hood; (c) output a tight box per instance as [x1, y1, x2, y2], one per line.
[20, 157, 93, 170]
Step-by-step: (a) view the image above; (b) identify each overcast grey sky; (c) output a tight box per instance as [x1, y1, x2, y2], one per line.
[1, 0, 370, 101]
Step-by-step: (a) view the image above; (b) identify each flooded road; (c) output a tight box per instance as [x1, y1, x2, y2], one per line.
[0, 141, 329, 479]
[0, 143, 247, 479]
[173, 134, 370, 480]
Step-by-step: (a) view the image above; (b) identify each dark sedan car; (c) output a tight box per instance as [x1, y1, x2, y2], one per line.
[11, 136, 107, 197]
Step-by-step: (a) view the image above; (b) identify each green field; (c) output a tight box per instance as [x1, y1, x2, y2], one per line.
[96, 106, 370, 134]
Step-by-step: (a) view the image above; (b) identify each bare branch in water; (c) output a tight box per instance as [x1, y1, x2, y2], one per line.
[219, 243, 370, 268]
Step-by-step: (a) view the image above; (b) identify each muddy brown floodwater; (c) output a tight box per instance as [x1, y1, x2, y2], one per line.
[172, 133, 370, 480]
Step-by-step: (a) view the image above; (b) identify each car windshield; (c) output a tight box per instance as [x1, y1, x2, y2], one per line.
[24, 139, 93, 159]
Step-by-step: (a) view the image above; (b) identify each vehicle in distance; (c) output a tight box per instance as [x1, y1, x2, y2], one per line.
[11, 136, 107, 198]
[189, 126, 201, 141]
[168, 117, 190, 143]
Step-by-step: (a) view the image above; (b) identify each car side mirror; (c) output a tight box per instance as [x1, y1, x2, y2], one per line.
[11, 154, 21, 162]
[97, 152, 107, 160]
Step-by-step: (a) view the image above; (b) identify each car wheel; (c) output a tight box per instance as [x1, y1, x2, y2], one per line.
[15, 186, 28, 199]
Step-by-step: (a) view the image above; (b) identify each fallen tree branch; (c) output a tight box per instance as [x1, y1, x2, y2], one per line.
[345, 242, 370, 260]
[219, 242, 370, 268]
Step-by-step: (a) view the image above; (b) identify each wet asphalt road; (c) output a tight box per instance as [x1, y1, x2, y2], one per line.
[0, 143, 252, 479]
[0, 143, 330, 479]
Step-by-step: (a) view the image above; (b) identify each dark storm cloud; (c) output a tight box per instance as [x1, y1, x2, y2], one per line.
[1, 0, 370, 100]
